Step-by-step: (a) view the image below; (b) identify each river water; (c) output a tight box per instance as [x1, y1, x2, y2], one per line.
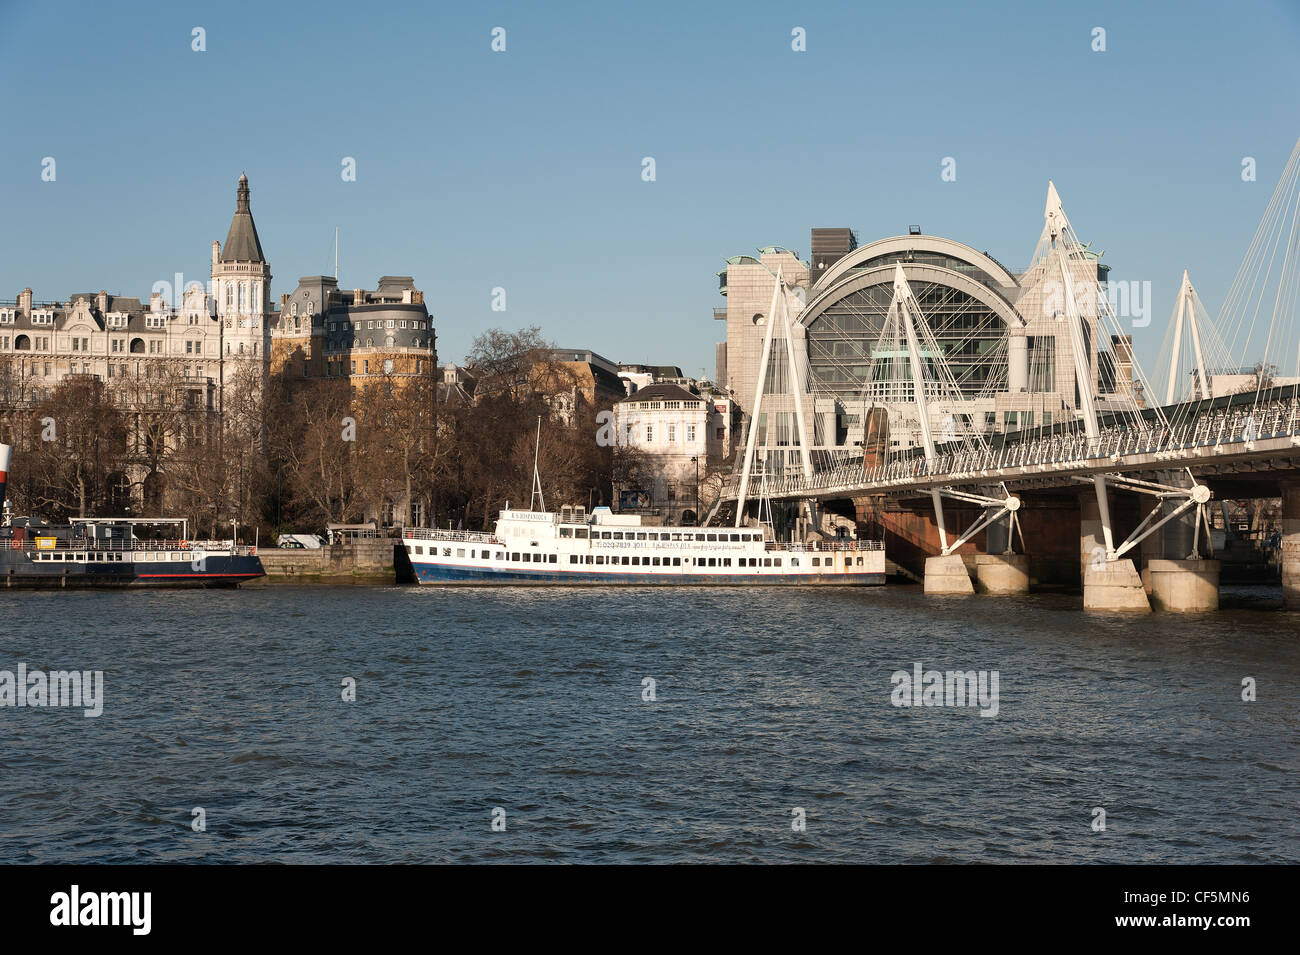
[1, 584, 1295, 863]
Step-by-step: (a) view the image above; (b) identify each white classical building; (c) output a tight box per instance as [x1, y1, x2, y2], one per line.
[1, 173, 273, 412]
[612, 382, 737, 523]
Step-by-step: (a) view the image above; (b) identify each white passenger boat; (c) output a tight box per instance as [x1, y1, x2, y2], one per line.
[402, 505, 885, 586]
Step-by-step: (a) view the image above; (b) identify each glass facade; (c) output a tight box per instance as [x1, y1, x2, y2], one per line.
[805, 276, 1007, 401]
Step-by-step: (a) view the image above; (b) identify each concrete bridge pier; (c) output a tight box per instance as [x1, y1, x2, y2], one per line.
[974, 554, 1030, 594]
[1146, 496, 1220, 612]
[1282, 483, 1300, 610]
[975, 515, 1029, 594]
[1148, 558, 1220, 612]
[924, 554, 974, 594]
[1080, 493, 1150, 612]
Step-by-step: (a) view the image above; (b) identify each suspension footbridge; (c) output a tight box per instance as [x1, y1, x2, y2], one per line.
[710, 136, 1300, 611]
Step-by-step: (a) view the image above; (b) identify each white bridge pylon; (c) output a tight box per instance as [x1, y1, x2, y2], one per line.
[734, 266, 815, 528]
[888, 263, 1020, 556]
[1165, 270, 1214, 405]
[1045, 182, 1208, 562]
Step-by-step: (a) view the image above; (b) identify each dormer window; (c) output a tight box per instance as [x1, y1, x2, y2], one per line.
[107, 312, 128, 329]
[31, 310, 54, 325]
[0, 309, 14, 324]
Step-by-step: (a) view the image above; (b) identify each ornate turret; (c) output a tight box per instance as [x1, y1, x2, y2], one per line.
[220, 172, 265, 264]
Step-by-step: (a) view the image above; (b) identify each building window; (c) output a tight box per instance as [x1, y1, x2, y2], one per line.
[687, 425, 696, 442]
[667, 424, 676, 442]
[646, 424, 654, 443]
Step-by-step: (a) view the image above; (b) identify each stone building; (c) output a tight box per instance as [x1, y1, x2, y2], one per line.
[0, 173, 280, 515]
[611, 381, 737, 524]
[1, 174, 272, 415]
[270, 274, 436, 384]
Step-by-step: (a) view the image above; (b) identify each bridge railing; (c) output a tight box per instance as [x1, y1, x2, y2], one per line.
[722, 397, 1300, 498]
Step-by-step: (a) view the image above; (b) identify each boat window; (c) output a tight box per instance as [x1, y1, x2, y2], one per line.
[707, 558, 716, 567]
[671, 533, 681, 541]
[730, 533, 740, 542]
[559, 527, 572, 538]
[651, 557, 660, 566]
[857, 557, 864, 566]
[511, 552, 519, 561]
[575, 528, 589, 539]
[764, 558, 772, 567]
[549, 554, 556, 564]
[775, 558, 782, 567]
[631, 556, 639, 565]
[812, 557, 820, 567]
[707, 534, 717, 541]
[612, 532, 623, 540]
[442, 547, 452, 557]
[723, 558, 731, 567]
[570, 555, 578, 564]
[456, 548, 465, 558]
[601, 532, 611, 540]
[585, 556, 593, 564]
[596, 556, 605, 565]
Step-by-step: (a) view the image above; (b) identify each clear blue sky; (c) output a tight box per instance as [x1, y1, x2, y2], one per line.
[1, 0, 1297, 379]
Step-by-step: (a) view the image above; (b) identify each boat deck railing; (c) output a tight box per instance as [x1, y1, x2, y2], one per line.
[403, 528, 502, 545]
[766, 539, 884, 553]
[8, 537, 256, 555]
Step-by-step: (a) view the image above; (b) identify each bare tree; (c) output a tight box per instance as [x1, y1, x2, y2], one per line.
[25, 376, 129, 519]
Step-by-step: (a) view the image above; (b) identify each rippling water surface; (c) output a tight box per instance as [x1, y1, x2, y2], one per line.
[0, 583, 1296, 863]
